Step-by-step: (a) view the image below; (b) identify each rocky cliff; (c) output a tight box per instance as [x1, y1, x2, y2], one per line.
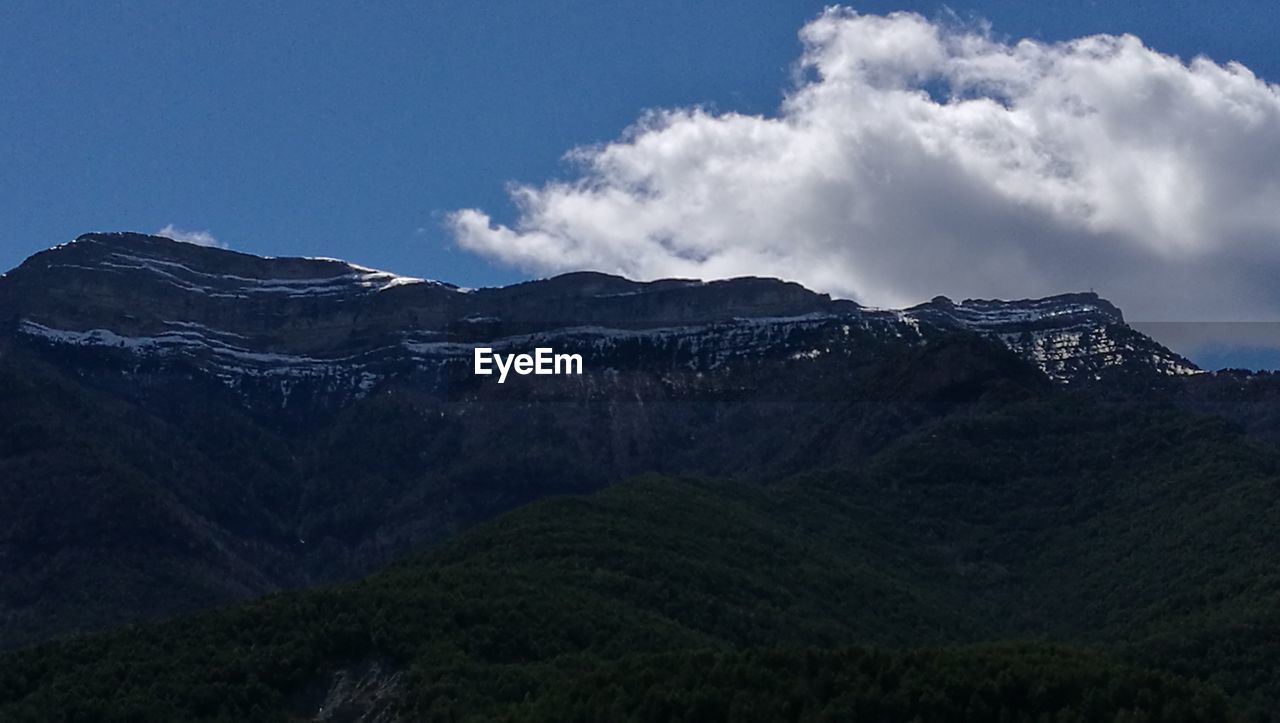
[0, 232, 1198, 412]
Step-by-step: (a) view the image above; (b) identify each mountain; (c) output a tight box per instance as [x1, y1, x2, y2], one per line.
[1, 232, 1278, 719]
[906, 292, 1201, 382]
[2, 233, 1197, 412]
[0, 232, 1221, 652]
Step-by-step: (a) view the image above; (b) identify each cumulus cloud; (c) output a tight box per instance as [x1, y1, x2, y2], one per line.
[157, 224, 226, 249]
[449, 8, 1280, 321]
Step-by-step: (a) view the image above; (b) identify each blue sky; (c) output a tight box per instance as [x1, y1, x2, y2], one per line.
[3, 1, 1279, 317]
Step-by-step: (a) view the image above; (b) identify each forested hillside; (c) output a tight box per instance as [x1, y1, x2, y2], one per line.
[3, 397, 1277, 720]
[0, 327, 1047, 650]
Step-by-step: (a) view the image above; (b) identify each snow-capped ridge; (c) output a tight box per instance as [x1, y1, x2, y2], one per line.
[2, 232, 1202, 406]
[46, 232, 451, 297]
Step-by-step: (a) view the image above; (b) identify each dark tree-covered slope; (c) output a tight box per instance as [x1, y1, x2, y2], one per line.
[2, 396, 1278, 720]
[0, 323, 1048, 649]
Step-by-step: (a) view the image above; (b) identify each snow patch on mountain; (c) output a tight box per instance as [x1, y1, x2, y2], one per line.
[52, 238, 438, 297]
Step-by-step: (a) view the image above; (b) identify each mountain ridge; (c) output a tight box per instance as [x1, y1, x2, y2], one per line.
[1, 232, 1199, 412]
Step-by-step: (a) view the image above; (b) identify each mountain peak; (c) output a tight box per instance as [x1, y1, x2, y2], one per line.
[910, 291, 1125, 329]
[20, 230, 439, 300]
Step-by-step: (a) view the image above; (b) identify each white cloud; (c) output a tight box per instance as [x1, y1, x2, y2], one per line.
[448, 8, 1280, 321]
[157, 224, 226, 249]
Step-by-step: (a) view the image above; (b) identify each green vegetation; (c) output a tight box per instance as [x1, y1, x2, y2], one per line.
[3, 394, 1280, 719]
[0, 351, 302, 649]
[6, 329, 1280, 721]
[499, 646, 1233, 722]
[0, 331, 1044, 651]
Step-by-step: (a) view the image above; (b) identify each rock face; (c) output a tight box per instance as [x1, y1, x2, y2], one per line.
[906, 293, 1200, 382]
[305, 659, 405, 723]
[0, 232, 1196, 411]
